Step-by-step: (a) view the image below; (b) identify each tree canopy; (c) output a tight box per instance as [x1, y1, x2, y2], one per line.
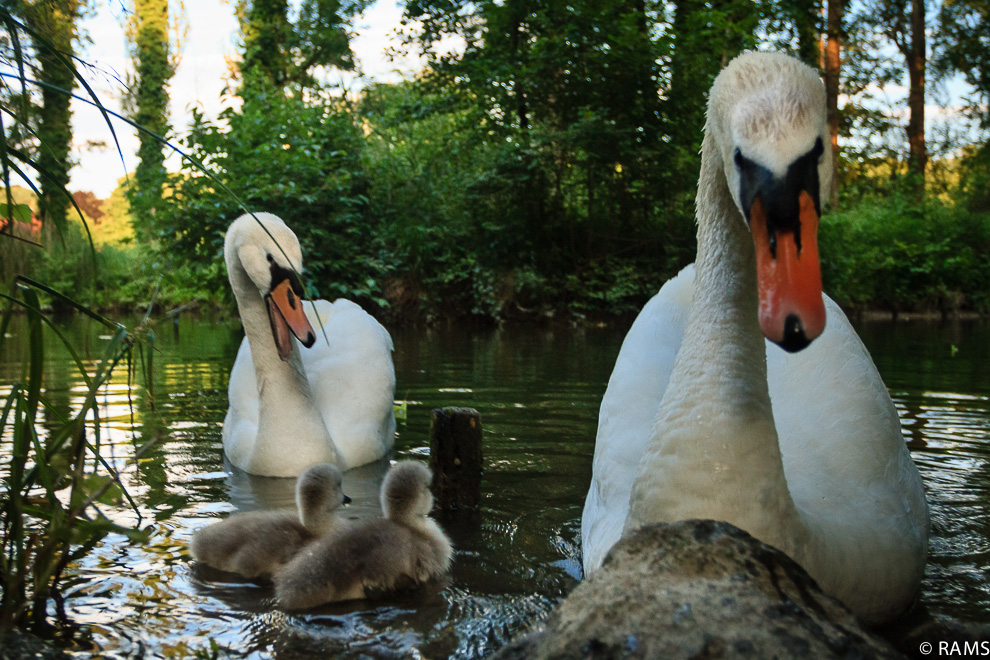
[3, 0, 989, 318]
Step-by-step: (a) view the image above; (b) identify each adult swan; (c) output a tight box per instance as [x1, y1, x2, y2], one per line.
[222, 212, 396, 477]
[581, 53, 928, 624]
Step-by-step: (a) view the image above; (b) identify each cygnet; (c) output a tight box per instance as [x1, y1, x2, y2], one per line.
[189, 463, 349, 578]
[274, 460, 453, 609]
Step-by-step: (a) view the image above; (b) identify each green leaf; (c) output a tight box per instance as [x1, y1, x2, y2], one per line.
[0, 202, 32, 224]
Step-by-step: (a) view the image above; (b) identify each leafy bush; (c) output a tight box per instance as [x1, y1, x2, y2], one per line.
[157, 89, 385, 309]
[820, 188, 990, 314]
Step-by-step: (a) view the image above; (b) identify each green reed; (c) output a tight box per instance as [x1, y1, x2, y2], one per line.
[0, 8, 157, 634]
[0, 279, 156, 632]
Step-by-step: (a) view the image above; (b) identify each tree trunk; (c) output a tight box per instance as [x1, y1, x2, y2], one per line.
[906, 0, 926, 187]
[508, 1, 529, 130]
[130, 0, 174, 241]
[24, 0, 81, 243]
[824, 0, 842, 208]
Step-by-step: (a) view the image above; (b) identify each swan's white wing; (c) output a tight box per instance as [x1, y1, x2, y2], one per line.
[768, 296, 929, 618]
[302, 299, 397, 469]
[222, 337, 260, 470]
[581, 265, 695, 575]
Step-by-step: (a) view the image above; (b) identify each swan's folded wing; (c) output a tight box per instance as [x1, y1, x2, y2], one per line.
[581, 265, 695, 575]
[222, 337, 260, 469]
[302, 299, 397, 469]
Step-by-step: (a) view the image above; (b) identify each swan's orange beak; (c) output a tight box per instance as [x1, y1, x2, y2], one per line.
[265, 279, 316, 361]
[750, 190, 826, 352]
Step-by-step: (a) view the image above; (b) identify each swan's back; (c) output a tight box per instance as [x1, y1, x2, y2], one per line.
[303, 299, 396, 468]
[224, 298, 396, 471]
[767, 298, 929, 617]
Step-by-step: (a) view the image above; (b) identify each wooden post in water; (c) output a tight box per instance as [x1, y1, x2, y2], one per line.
[429, 407, 483, 511]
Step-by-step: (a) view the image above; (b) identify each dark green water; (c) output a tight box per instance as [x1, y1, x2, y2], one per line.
[1, 315, 988, 657]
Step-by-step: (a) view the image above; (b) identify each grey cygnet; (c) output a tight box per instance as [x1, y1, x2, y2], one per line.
[189, 463, 349, 578]
[274, 460, 453, 609]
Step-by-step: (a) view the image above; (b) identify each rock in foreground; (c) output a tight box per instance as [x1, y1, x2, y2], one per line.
[492, 520, 903, 659]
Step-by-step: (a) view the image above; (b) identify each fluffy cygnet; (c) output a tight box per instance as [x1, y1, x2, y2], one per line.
[189, 463, 349, 578]
[274, 460, 453, 609]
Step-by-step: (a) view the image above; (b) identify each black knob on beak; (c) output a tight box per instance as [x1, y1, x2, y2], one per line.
[778, 314, 812, 353]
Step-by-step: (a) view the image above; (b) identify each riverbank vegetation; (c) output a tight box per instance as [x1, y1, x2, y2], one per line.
[3, 1, 990, 327]
[1, 9, 155, 636]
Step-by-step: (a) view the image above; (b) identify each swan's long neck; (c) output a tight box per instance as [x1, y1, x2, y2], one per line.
[625, 132, 809, 552]
[229, 259, 339, 472]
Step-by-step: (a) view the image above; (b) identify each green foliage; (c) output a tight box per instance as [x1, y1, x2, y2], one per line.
[237, 0, 368, 93]
[820, 189, 990, 314]
[956, 144, 990, 214]
[87, 181, 136, 246]
[126, 0, 176, 241]
[0, 280, 153, 632]
[373, 0, 704, 319]
[159, 89, 383, 307]
[359, 78, 679, 322]
[935, 0, 990, 127]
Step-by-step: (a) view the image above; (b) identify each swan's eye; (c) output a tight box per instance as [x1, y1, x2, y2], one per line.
[813, 137, 824, 162]
[734, 148, 745, 169]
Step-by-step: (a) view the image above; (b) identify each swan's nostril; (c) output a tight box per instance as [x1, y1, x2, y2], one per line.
[778, 314, 811, 353]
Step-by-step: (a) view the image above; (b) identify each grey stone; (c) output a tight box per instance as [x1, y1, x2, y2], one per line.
[491, 520, 904, 659]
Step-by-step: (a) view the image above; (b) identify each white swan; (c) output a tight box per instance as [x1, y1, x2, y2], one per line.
[581, 52, 929, 624]
[274, 461, 453, 609]
[189, 463, 350, 578]
[222, 212, 396, 477]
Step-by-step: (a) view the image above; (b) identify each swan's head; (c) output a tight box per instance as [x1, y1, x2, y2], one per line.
[224, 213, 317, 360]
[296, 462, 350, 532]
[381, 461, 435, 522]
[709, 52, 831, 352]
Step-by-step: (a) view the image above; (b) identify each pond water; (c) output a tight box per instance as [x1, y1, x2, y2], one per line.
[1, 313, 988, 658]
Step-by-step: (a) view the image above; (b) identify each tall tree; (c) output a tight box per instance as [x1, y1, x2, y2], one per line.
[824, 0, 842, 207]
[22, 0, 84, 240]
[126, 0, 177, 241]
[871, 0, 927, 186]
[905, 0, 926, 181]
[785, 0, 822, 68]
[934, 0, 990, 210]
[237, 0, 362, 96]
[239, 0, 291, 91]
[934, 0, 990, 126]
